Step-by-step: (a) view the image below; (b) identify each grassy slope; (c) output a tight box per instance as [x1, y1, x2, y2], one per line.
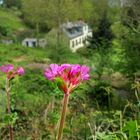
[0, 44, 50, 66]
[0, 8, 26, 31]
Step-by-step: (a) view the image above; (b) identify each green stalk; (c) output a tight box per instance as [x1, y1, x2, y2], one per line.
[120, 111, 122, 132]
[57, 92, 70, 140]
[135, 90, 140, 102]
[6, 78, 13, 140]
[136, 120, 140, 140]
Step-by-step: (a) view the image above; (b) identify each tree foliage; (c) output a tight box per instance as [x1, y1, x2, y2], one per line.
[22, 0, 49, 31]
[121, 0, 140, 32]
[120, 0, 140, 77]
[89, 13, 114, 49]
[3, 0, 21, 8]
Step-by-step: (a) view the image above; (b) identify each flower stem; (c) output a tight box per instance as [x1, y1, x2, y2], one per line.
[57, 92, 70, 140]
[6, 78, 13, 140]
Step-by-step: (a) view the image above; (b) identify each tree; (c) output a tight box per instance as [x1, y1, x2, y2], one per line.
[22, 0, 49, 33]
[122, 32, 140, 77]
[22, 0, 79, 42]
[74, 0, 94, 23]
[3, 0, 21, 8]
[45, 0, 79, 44]
[88, 12, 114, 79]
[121, 0, 140, 32]
[120, 0, 140, 78]
[89, 13, 114, 49]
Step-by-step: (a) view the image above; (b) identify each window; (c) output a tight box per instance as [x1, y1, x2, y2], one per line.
[26, 41, 29, 46]
[82, 37, 86, 43]
[32, 41, 36, 47]
[76, 40, 78, 45]
[72, 40, 74, 48]
[79, 38, 81, 44]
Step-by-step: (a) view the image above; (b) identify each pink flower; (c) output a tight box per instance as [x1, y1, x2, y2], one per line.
[16, 67, 24, 76]
[44, 64, 59, 80]
[81, 65, 90, 80]
[50, 64, 59, 75]
[0, 64, 14, 73]
[69, 64, 80, 75]
[44, 64, 89, 94]
[0, 64, 24, 80]
[58, 64, 71, 74]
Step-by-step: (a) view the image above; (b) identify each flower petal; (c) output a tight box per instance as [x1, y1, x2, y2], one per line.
[58, 64, 71, 74]
[0, 64, 14, 73]
[50, 64, 59, 75]
[81, 65, 90, 80]
[16, 67, 24, 76]
[44, 68, 53, 80]
[70, 64, 80, 75]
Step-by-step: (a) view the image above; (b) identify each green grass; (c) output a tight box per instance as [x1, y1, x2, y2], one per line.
[0, 8, 26, 31]
[0, 44, 51, 66]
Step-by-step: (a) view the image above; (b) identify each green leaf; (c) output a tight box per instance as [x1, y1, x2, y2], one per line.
[54, 77, 63, 85]
[122, 120, 137, 139]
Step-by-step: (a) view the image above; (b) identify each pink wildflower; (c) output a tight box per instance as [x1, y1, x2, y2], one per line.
[50, 64, 59, 75]
[44, 64, 89, 94]
[0, 64, 24, 80]
[16, 67, 24, 76]
[44, 64, 90, 140]
[0, 64, 14, 73]
[81, 65, 90, 80]
[44, 64, 59, 80]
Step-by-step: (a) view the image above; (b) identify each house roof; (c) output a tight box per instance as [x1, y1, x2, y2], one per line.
[61, 21, 91, 39]
[23, 38, 37, 42]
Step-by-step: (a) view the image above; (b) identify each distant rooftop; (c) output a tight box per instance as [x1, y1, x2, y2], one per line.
[23, 38, 37, 42]
[61, 21, 91, 39]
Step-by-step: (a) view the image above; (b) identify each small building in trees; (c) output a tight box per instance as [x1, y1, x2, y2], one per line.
[22, 38, 37, 47]
[22, 38, 47, 48]
[61, 21, 92, 52]
[0, 39, 13, 45]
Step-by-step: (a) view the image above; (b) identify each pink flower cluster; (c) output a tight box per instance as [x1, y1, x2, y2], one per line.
[44, 64, 89, 94]
[0, 64, 24, 80]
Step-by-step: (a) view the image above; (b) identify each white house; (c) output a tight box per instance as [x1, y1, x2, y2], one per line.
[22, 38, 47, 48]
[61, 21, 92, 52]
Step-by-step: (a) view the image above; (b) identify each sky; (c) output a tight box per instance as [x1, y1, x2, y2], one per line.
[0, 0, 3, 5]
